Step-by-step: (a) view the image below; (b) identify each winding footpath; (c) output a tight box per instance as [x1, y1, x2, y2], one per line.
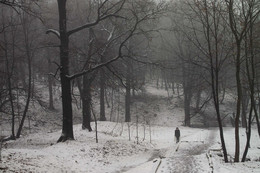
[157, 129, 217, 173]
[124, 129, 217, 173]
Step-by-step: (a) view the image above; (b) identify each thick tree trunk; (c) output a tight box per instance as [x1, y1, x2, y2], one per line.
[57, 0, 74, 142]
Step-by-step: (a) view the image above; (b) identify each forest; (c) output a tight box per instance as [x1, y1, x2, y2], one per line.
[0, 0, 260, 172]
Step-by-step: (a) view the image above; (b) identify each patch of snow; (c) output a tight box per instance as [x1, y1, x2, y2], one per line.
[1, 84, 260, 173]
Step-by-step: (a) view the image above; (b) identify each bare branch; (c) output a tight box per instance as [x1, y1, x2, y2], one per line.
[105, 65, 126, 88]
[46, 29, 60, 39]
[67, 14, 139, 80]
[67, 0, 126, 36]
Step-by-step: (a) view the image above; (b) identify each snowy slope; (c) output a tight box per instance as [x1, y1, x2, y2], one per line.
[1, 84, 260, 172]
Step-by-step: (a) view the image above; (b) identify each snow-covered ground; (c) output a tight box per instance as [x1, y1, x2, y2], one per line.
[0, 84, 260, 172]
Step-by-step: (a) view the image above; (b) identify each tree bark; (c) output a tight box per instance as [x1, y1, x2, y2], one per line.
[48, 57, 55, 110]
[57, 0, 74, 142]
[242, 107, 252, 162]
[234, 42, 242, 162]
[184, 87, 191, 126]
[82, 74, 93, 131]
[100, 67, 106, 121]
[241, 86, 248, 129]
[125, 61, 131, 122]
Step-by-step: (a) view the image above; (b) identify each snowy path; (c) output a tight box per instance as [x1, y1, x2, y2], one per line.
[158, 129, 216, 173]
[124, 129, 217, 173]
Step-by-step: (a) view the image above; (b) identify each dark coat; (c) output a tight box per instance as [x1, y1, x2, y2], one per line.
[175, 129, 180, 138]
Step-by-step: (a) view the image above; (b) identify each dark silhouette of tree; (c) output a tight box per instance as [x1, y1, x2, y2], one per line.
[241, 0, 260, 162]
[224, 0, 260, 162]
[47, 0, 164, 142]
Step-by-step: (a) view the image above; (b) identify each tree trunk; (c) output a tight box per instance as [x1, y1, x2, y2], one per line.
[182, 62, 191, 127]
[100, 68, 106, 121]
[241, 52, 248, 129]
[210, 52, 229, 163]
[82, 74, 93, 131]
[242, 15, 258, 161]
[105, 88, 110, 108]
[184, 87, 191, 126]
[220, 80, 226, 104]
[234, 42, 242, 162]
[48, 57, 55, 110]
[3, 32, 16, 139]
[16, 45, 32, 138]
[171, 75, 175, 94]
[203, 0, 228, 162]
[164, 71, 168, 91]
[242, 95, 253, 162]
[57, 0, 74, 142]
[132, 88, 135, 97]
[125, 62, 131, 122]
[241, 89, 248, 128]
[209, 42, 229, 163]
[16, 10, 33, 138]
[156, 77, 159, 89]
[177, 83, 180, 97]
[255, 100, 260, 136]
[196, 90, 201, 110]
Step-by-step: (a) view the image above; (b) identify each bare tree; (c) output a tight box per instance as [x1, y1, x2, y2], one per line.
[241, 0, 260, 162]
[169, 0, 235, 161]
[46, 0, 165, 142]
[0, 0, 42, 19]
[2, 8, 17, 139]
[224, 0, 260, 162]
[0, 1, 43, 139]
[16, 6, 39, 138]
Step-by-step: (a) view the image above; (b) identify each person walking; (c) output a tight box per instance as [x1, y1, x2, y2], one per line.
[175, 127, 180, 143]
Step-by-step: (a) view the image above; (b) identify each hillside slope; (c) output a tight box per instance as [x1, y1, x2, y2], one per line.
[1, 84, 260, 172]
